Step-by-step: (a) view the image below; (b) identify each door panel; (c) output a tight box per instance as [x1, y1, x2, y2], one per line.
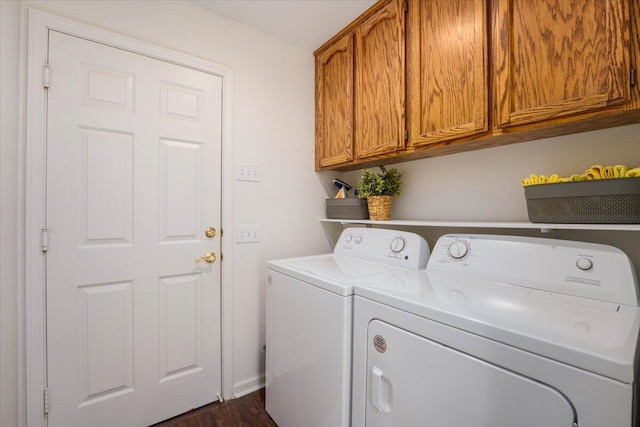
[80, 128, 134, 245]
[159, 139, 203, 241]
[46, 30, 222, 427]
[77, 281, 133, 406]
[366, 320, 577, 426]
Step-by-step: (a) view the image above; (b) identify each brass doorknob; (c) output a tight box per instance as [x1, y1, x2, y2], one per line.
[205, 227, 216, 238]
[195, 252, 216, 264]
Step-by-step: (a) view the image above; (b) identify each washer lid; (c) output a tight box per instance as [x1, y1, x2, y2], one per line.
[268, 254, 395, 296]
[354, 269, 640, 383]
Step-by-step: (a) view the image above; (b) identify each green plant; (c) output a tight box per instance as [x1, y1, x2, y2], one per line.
[357, 166, 403, 198]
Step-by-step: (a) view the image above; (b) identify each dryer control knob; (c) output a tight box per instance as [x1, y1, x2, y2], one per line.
[345, 234, 353, 243]
[447, 241, 469, 260]
[576, 258, 593, 271]
[355, 235, 363, 244]
[390, 237, 406, 253]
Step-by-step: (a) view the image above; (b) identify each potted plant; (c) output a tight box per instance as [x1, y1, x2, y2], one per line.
[357, 165, 403, 220]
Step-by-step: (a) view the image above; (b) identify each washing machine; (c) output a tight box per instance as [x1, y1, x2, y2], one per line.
[352, 234, 640, 427]
[265, 227, 430, 427]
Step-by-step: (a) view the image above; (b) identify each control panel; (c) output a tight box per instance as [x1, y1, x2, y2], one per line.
[334, 228, 430, 270]
[428, 234, 639, 306]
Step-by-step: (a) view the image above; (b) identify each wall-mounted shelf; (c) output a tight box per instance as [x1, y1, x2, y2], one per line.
[320, 218, 640, 232]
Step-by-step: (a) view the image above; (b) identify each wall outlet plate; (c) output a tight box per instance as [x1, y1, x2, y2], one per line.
[236, 224, 260, 243]
[236, 163, 260, 182]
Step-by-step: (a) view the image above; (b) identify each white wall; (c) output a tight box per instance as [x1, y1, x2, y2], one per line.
[1, 2, 22, 427]
[1, 1, 335, 424]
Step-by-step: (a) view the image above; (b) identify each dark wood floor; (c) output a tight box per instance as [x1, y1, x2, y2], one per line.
[151, 389, 277, 427]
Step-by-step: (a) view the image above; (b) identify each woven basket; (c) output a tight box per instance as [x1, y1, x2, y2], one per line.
[367, 195, 392, 221]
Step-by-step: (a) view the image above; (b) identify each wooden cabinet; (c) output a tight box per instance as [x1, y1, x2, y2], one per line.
[315, 34, 354, 169]
[315, 0, 404, 170]
[315, 0, 639, 171]
[494, 0, 631, 127]
[407, 0, 488, 147]
[354, 0, 406, 158]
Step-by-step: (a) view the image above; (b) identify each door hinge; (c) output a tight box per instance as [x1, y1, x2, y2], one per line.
[403, 0, 408, 13]
[43, 64, 51, 89]
[631, 67, 637, 88]
[41, 228, 49, 253]
[220, 252, 224, 262]
[220, 228, 224, 237]
[404, 129, 409, 141]
[43, 387, 49, 415]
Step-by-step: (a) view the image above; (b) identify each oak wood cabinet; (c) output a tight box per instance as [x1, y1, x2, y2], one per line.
[315, 34, 354, 168]
[315, 0, 404, 170]
[494, 0, 631, 127]
[407, 0, 488, 148]
[354, 0, 406, 159]
[315, 0, 639, 171]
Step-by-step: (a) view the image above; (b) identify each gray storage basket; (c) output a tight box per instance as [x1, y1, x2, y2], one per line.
[524, 178, 640, 224]
[326, 198, 369, 220]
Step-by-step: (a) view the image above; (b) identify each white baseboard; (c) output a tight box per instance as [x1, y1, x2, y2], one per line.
[232, 374, 265, 399]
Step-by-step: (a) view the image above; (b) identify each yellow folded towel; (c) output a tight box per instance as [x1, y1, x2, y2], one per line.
[548, 174, 562, 183]
[585, 165, 605, 180]
[521, 164, 639, 187]
[614, 165, 629, 178]
[568, 174, 586, 181]
[625, 167, 640, 177]
[519, 174, 540, 186]
[602, 166, 615, 179]
[521, 174, 567, 186]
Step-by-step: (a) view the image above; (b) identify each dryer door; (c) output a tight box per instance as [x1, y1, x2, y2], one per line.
[366, 320, 577, 427]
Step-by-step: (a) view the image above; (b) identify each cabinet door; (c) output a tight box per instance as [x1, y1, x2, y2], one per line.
[407, 0, 488, 148]
[355, 0, 405, 159]
[316, 34, 354, 169]
[495, 0, 631, 127]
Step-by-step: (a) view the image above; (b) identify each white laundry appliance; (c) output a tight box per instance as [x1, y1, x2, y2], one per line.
[352, 234, 640, 427]
[265, 227, 430, 427]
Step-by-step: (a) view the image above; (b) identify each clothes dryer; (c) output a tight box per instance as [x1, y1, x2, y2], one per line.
[352, 234, 640, 427]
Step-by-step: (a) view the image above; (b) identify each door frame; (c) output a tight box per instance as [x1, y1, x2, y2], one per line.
[24, 9, 234, 426]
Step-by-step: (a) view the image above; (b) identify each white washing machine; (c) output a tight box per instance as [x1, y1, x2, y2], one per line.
[352, 234, 640, 427]
[265, 227, 430, 427]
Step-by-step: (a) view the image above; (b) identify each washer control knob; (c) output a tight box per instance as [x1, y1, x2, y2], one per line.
[390, 237, 406, 253]
[447, 241, 469, 260]
[355, 235, 363, 244]
[345, 234, 353, 243]
[576, 258, 593, 271]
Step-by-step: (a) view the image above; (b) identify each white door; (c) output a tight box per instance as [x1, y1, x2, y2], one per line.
[45, 30, 222, 427]
[366, 320, 577, 426]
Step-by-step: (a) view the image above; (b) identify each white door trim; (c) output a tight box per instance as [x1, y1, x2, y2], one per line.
[24, 9, 234, 427]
